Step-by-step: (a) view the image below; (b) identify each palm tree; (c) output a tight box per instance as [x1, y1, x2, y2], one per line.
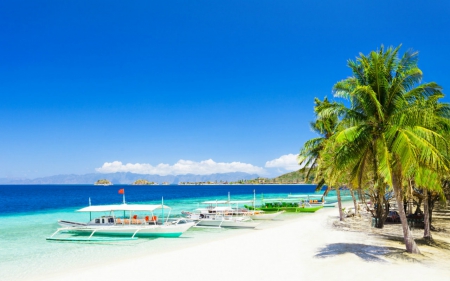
[298, 98, 336, 178]
[311, 93, 391, 226]
[298, 98, 348, 220]
[330, 45, 449, 253]
[412, 94, 450, 239]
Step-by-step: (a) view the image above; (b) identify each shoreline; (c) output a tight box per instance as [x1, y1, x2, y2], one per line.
[36, 205, 450, 281]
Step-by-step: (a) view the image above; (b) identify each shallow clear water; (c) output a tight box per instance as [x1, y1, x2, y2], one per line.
[0, 184, 349, 281]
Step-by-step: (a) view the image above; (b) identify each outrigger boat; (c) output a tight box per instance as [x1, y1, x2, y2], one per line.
[248, 210, 285, 220]
[230, 200, 285, 220]
[47, 203, 195, 242]
[181, 200, 261, 229]
[287, 194, 338, 208]
[253, 198, 323, 213]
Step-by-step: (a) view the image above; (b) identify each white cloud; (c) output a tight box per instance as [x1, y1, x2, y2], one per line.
[264, 154, 299, 171]
[96, 159, 266, 176]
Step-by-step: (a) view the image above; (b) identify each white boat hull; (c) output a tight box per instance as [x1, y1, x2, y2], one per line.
[59, 221, 195, 237]
[308, 202, 337, 208]
[195, 219, 260, 229]
[250, 211, 284, 220]
[58, 220, 87, 227]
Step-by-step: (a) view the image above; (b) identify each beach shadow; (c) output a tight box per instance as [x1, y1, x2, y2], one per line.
[376, 233, 404, 243]
[315, 243, 403, 262]
[436, 217, 450, 221]
[377, 233, 450, 250]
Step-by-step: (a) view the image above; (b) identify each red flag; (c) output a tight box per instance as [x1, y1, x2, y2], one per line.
[118, 189, 124, 194]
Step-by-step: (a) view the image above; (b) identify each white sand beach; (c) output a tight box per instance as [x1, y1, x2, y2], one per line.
[39, 206, 450, 281]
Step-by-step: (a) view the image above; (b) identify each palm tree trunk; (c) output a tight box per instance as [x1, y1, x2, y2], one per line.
[392, 173, 420, 254]
[428, 195, 435, 230]
[423, 188, 432, 240]
[414, 197, 423, 214]
[382, 196, 390, 224]
[357, 187, 364, 203]
[336, 187, 344, 221]
[350, 188, 359, 217]
[374, 193, 385, 228]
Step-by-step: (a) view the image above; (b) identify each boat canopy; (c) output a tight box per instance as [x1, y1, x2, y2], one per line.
[213, 206, 233, 211]
[263, 198, 305, 202]
[77, 204, 171, 212]
[194, 206, 233, 212]
[201, 200, 254, 204]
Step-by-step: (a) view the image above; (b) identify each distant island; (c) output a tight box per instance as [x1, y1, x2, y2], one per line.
[0, 172, 259, 185]
[227, 170, 315, 185]
[94, 179, 112, 185]
[0, 171, 312, 185]
[179, 180, 227, 185]
[132, 179, 156, 185]
[0, 171, 313, 185]
[178, 170, 315, 185]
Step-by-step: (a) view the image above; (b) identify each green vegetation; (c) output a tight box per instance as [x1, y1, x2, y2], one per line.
[228, 173, 316, 184]
[298, 45, 450, 254]
[230, 178, 269, 184]
[179, 181, 220, 185]
[94, 179, 112, 185]
[273, 170, 316, 183]
[132, 179, 155, 185]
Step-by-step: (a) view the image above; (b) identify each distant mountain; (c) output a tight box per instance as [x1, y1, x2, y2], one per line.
[0, 172, 259, 185]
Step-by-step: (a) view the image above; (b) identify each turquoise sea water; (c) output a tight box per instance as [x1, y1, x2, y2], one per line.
[0, 184, 349, 281]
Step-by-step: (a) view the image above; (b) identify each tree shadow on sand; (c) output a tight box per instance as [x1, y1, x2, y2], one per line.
[315, 243, 404, 262]
[378, 233, 450, 250]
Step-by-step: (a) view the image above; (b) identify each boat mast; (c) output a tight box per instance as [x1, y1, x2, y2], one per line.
[253, 189, 256, 211]
[261, 193, 264, 208]
[161, 196, 164, 224]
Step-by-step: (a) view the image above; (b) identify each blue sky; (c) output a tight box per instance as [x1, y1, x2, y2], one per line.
[1, 1, 449, 178]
